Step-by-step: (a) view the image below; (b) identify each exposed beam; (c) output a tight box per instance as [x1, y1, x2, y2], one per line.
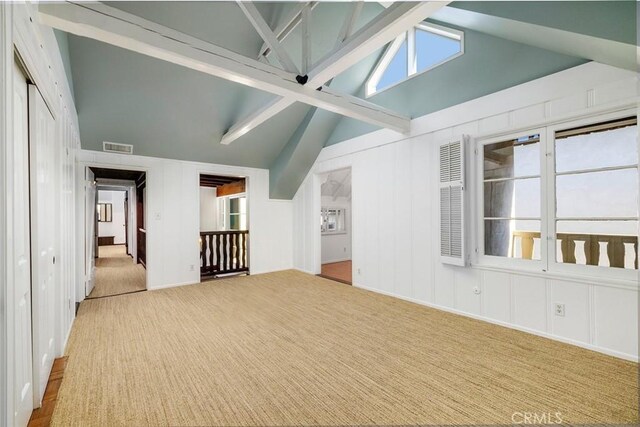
[309, 1, 450, 84]
[39, 2, 410, 136]
[237, 1, 298, 73]
[335, 1, 364, 48]
[301, 3, 311, 75]
[258, 2, 319, 58]
[432, 6, 636, 71]
[223, 1, 449, 145]
[331, 170, 351, 201]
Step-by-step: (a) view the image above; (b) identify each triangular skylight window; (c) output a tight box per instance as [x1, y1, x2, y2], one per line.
[367, 23, 464, 96]
[377, 38, 408, 91]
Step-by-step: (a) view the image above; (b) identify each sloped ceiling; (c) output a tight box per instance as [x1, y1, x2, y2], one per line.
[56, 1, 632, 199]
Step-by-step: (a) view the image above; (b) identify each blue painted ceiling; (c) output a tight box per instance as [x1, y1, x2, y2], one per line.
[55, 1, 635, 198]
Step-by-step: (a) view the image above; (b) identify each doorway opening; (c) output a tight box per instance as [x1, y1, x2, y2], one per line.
[199, 174, 249, 280]
[318, 168, 352, 284]
[85, 167, 147, 299]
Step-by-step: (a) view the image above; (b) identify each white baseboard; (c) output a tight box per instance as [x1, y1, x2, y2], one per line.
[62, 316, 75, 354]
[353, 283, 638, 362]
[148, 280, 199, 291]
[321, 257, 351, 265]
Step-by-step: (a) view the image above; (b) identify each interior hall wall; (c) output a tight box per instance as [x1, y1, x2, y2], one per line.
[199, 186, 217, 231]
[98, 190, 126, 244]
[77, 151, 293, 293]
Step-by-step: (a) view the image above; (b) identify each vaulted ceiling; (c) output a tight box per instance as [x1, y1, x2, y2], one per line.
[49, 1, 637, 199]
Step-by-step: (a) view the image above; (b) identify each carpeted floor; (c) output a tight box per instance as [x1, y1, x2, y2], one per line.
[53, 270, 637, 426]
[87, 245, 146, 299]
[320, 260, 352, 284]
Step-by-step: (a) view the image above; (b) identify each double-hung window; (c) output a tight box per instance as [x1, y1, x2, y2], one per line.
[478, 113, 638, 279]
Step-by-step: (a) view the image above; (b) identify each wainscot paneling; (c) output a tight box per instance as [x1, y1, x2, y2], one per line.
[293, 62, 639, 360]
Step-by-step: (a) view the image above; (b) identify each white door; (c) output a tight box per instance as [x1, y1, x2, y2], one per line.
[85, 167, 96, 296]
[13, 61, 34, 427]
[29, 84, 57, 407]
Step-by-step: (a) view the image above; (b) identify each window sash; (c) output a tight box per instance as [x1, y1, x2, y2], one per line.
[476, 128, 548, 270]
[547, 115, 638, 278]
[476, 112, 638, 281]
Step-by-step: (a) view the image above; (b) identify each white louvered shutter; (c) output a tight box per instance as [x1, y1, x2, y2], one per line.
[439, 137, 467, 266]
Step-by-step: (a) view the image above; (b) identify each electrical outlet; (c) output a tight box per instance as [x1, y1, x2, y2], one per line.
[189, 264, 195, 271]
[357, 268, 361, 275]
[554, 303, 565, 317]
[473, 286, 481, 295]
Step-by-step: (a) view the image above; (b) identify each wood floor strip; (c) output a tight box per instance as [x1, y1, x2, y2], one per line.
[28, 357, 68, 427]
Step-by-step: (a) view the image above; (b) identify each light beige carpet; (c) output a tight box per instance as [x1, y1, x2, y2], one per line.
[87, 245, 146, 299]
[54, 270, 637, 426]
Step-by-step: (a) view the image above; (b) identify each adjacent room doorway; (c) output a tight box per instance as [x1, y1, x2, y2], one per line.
[85, 167, 147, 299]
[318, 168, 352, 284]
[199, 174, 249, 280]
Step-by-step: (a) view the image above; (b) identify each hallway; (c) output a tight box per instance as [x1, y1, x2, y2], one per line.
[87, 245, 146, 299]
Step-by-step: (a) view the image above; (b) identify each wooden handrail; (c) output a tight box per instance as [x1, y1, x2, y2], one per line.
[510, 230, 638, 269]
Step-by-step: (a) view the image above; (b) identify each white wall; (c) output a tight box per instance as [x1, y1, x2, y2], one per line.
[2, 3, 80, 427]
[98, 190, 126, 244]
[321, 195, 352, 264]
[77, 151, 293, 293]
[293, 63, 639, 361]
[199, 187, 217, 231]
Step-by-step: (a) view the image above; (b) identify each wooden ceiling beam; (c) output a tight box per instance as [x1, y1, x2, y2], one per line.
[221, 1, 450, 145]
[39, 2, 410, 140]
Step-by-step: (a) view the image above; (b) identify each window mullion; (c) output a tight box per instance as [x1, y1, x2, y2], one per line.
[543, 127, 555, 272]
[407, 27, 416, 76]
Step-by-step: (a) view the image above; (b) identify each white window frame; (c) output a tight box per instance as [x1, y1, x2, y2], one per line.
[474, 109, 638, 282]
[321, 207, 347, 235]
[545, 111, 639, 281]
[366, 22, 464, 97]
[475, 128, 548, 272]
[218, 192, 248, 231]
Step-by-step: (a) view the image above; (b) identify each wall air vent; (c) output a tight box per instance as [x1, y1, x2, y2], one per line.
[103, 141, 133, 155]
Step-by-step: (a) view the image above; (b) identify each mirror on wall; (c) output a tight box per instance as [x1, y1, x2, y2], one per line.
[97, 203, 112, 222]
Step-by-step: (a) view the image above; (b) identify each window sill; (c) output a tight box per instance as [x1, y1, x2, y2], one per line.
[322, 231, 347, 236]
[470, 262, 639, 291]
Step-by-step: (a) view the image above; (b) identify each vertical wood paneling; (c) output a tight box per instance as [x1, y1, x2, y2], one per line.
[454, 269, 481, 315]
[394, 140, 413, 299]
[361, 149, 381, 290]
[481, 271, 511, 323]
[512, 276, 547, 331]
[410, 136, 432, 302]
[377, 144, 396, 294]
[549, 279, 590, 343]
[293, 64, 638, 359]
[593, 286, 638, 356]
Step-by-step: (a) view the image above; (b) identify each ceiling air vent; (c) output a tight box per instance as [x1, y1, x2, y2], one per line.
[103, 141, 133, 155]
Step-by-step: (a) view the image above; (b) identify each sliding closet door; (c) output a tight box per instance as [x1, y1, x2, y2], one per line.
[13, 61, 34, 427]
[29, 84, 57, 407]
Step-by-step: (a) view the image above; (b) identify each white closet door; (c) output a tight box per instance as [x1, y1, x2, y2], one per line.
[29, 84, 57, 407]
[13, 61, 34, 427]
